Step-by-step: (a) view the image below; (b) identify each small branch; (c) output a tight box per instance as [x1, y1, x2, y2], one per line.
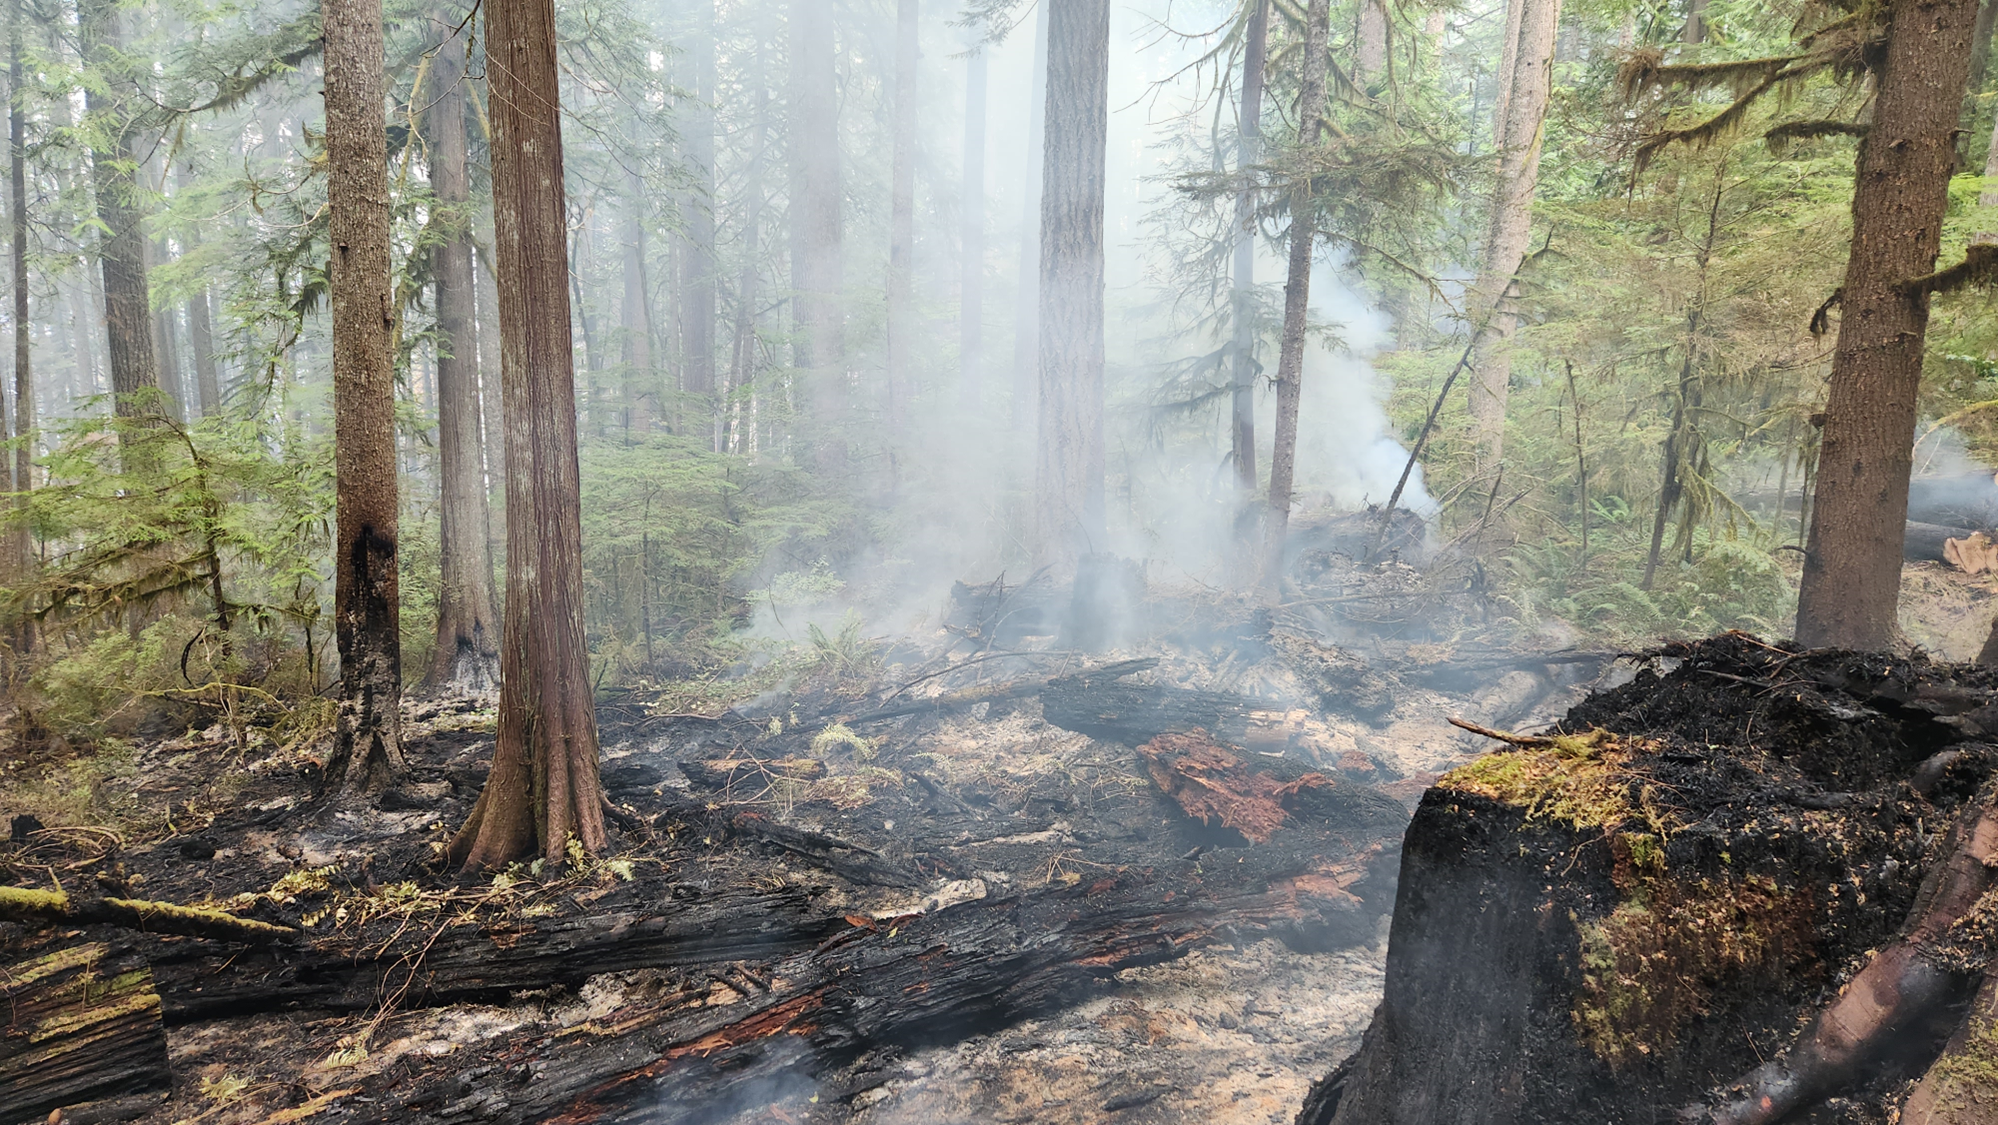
[1448, 717, 1557, 748]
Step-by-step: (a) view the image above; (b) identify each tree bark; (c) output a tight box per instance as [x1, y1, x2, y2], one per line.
[1466, 0, 1559, 474]
[679, 0, 716, 431]
[151, 283, 183, 421]
[1011, 0, 1050, 431]
[1036, 0, 1111, 566]
[1683, 0, 1707, 43]
[1262, 0, 1333, 590]
[788, 0, 845, 470]
[449, 0, 607, 870]
[186, 289, 218, 413]
[321, 0, 405, 798]
[885, 0, 919, 452]
[1357, 0, 1389, 82]
[1232, 0, 1270, 491]
[424, 7, 499, 697]
[1795, 0, 1982, 650]
[8, 0, 31, 651]
[475, 240, 505, 564]
[961, 43, 987, 409]
[78, 0, 159, 425]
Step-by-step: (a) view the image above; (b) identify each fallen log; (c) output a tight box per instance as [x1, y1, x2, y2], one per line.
[846, 657, 1160, 725]
[0, 885, 299, 944]
[0, 939, 170, 1124]
[1906, 521, 1988, 563]
[678, 757, 825, 793]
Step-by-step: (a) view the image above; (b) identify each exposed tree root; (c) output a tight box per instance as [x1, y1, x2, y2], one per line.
[1686, 787, 1998, 1124]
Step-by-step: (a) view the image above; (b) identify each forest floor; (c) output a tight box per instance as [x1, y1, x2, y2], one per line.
[9, 533, 1998, 1125]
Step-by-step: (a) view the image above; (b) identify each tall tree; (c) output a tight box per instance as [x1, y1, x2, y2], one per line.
[679, 0, 716, 433]
[449, 0, 607, 869]
[424, 8, 500, 695]
[320, 0, 405, 796]
[7, 0, 30, 643]
[1467, 0, 1560, 473]
[78, 0, 159, 423]
[885, 0, 918, 447]
[176, 159, 220, 416]
[621, 172, 654, 435]
[1357, 0, 1388, 82]
[1262, 0, 1332, 587]
[1011, 0, 1049, 430]
[788, 0, 845, 469]
[1795, 0, 1982, 649]
[961, 41, 988, 408]
[1231, 0, 1270, 491]
[1036, 0, 1110, 564]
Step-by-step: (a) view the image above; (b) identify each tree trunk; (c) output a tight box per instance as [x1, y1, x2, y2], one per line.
[151, 282, 183, 421]
[1357, 0, 1389, 82]
[1968, 0, 1995, 103]
[1795, 0, 1982, 650]
[8, 0, 31, 651]
[1036, 0, 1110, 566]
[788, 0, 845, 470]
[885, 0, 919, 455]
[186, 289, 218, 413]
[680, 0, 716, 433]
[78, 0, 158, 424]
[475, 240, 505, 565]
[1231, 0, 1270, 491]
[1262, 0, 1333, 590]
[321, 0, 405, 798]
[1466, 0, 1560, 474]
[621, 173, 654, 437]
[1683, 0, 1707, 42]
[1011, 0, 1050, 431]
[449, 0, 607, 870]
[962, 42, 987, 409]
[425, 7, 500, 697]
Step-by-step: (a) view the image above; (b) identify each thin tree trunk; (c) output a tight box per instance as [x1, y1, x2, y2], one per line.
[186, 290, 218, 414]
[788, 0, 845, 470]
[729, 49, 771, 454]
[680, 0, 716, 428]
[1231, 0, 1270, 491]
[1796, 0, 1982, 650]
[152, 292, 182, 422]
[1357, 0, 1389, 82]
[1683, 0, 1706, 42]
[7, 0, 30, 649]
[425, 7, 499, 696]
[885, 0, 919, 456]
[569, 221, 605, 436]
[77, 0, 158, 424]
[1036, 0, 1110, 566]
[1969, 0, 1996, 101]
[1011, 0, 1050, 431]
[449, 0, 607, 870]
[475, 240, 505, 565]
[1262, 0, 1333, 591]
[961, 43, 987, 409]
[621, 174, 653, 436]
[1467, 0, 1560, 474]
[320, 0, 405, 797]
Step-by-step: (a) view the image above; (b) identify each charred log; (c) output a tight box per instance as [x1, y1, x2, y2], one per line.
[0, 939, 169, 1124]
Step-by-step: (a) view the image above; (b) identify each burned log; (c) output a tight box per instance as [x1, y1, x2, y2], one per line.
[0, 939, 170, 1124]
[1906, 520, 1985, 562]
[1040, 664, 1266, 746]
[0, 885, 299, 944]
[678, 757, 825, 794]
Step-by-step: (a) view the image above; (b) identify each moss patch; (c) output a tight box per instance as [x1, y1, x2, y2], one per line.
[1439, 732, 1675, 837]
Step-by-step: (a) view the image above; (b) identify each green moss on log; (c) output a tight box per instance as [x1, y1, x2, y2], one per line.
[0, 885, 300, 944]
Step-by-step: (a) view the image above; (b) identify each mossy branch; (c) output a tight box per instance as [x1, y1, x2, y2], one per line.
[1897, 243, 1998, 299]
[0, 885, 301, 944]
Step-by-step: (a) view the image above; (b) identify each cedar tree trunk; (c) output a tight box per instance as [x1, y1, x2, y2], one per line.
[621, 175, 654, 436]
[680, 0, 716, 425]
[321, 0, 405, 797]
[1261, 0, 1332, 590]
[7, 0, 29, 646]
[885, 0, 918, 448]
[788, 0, 845, 470]
[1231, 0, 1270, 491]
[962, 43, 988, 408]
[425, 9, 500, 695]
[1795, 0, 1981, 650]
[1011, 0, 1050, 430]
[1035, 0, 1110, 566]
[1357, 0, 1388, 81]
[448, 0, 607, 870]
